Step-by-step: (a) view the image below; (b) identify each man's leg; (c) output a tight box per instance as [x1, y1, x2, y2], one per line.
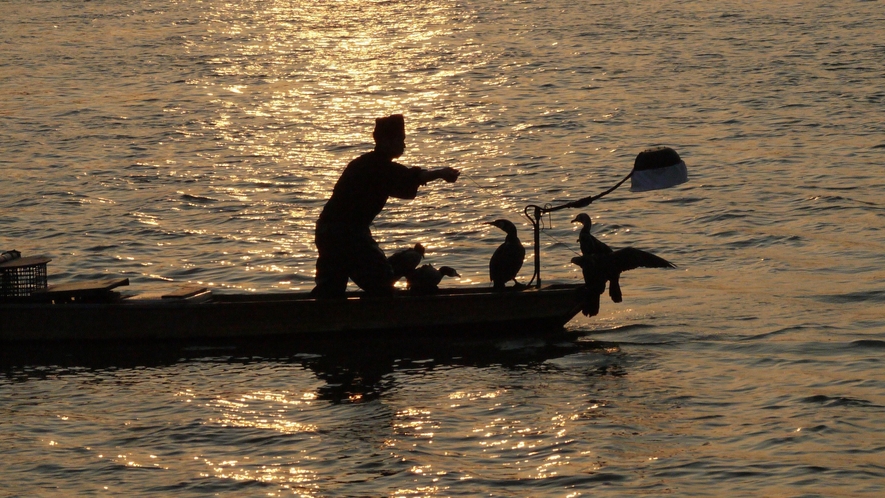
[349, 233, 395, 296]
[310, 224, 350, 298]
[311, 253, 349, 298]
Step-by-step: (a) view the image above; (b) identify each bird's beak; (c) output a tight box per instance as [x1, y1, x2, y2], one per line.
[570, 216, 580, 223]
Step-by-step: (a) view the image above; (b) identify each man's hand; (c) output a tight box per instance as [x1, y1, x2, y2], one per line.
[439, 167, 460, 183]
[420, 167, 461, 184]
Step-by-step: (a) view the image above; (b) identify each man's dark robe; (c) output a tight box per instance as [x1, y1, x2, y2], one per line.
[312, 151, 423, 297]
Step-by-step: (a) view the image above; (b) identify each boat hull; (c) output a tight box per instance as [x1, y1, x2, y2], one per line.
[0, 285, 585, 342]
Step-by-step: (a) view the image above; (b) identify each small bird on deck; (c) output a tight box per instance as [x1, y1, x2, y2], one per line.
[406, 264, 460, 294]
[388, 243, 425, 281]
[487, 219, 526, 290]
[571, 213, 613, 257]
[571, 248, 676, 317]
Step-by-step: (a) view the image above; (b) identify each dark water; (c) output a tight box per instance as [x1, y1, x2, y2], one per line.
[2, 0, 885, 495]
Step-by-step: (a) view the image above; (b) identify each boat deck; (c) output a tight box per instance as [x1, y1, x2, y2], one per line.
[0, 284, 585, 342]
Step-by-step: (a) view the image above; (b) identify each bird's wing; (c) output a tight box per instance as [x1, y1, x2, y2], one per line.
[409, 265, 442, 288]
[406, 252, 422, 268]
[388, 250, 407, 266]
[609, 247, 676, 272]
[390, 250, 422, 274]
[489, 241, 525, 280]
[489, 244, 509, 277]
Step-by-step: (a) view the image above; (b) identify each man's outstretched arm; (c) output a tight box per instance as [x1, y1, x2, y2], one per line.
[419, 167, 460, 184]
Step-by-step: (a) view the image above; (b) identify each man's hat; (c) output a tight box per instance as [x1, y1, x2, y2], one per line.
[374, 114, 405, 138]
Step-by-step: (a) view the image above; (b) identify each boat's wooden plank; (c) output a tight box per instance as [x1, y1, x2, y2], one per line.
[209, 284, 571, 303]
[161, 286, 209, 299]
[0, 256, 51, 269]
[0, 283, 584, 341]
[35, 278, 129, 296]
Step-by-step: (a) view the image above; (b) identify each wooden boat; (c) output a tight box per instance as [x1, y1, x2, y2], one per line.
[1, 148, 693, 345]
[0, 277, 585, 342]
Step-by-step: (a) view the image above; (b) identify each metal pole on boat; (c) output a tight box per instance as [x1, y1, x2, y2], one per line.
[533, 205, 542, 288]
[524, 175, 629, 289]
[523, 147, 689, 290]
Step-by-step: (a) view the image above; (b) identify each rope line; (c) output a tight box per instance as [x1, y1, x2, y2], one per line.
[460, 172, 582, 256]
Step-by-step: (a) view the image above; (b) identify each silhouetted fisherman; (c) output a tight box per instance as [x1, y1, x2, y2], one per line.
[311, 115, 459, 298]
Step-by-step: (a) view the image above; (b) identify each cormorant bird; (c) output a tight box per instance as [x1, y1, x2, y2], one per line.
[571, 248, 675, 317]
[571, 213, 613, 257]
[572, 212, 628, 301]
[388, 243, 425, 281]
[487, 219, 525, 290]
[406, 264, 460, 294]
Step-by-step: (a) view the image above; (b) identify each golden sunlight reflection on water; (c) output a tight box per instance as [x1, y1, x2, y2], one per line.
[175, 0, 511, 290]
[207, 390, 319, 434]
[202, 455, 320, 496]
[197, 0, 487, 157]
[177, 387, 323, 494]
[3, 0, 885, 495]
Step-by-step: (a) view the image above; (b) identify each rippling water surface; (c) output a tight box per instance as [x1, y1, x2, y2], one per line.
[2, 0, 884, 496]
